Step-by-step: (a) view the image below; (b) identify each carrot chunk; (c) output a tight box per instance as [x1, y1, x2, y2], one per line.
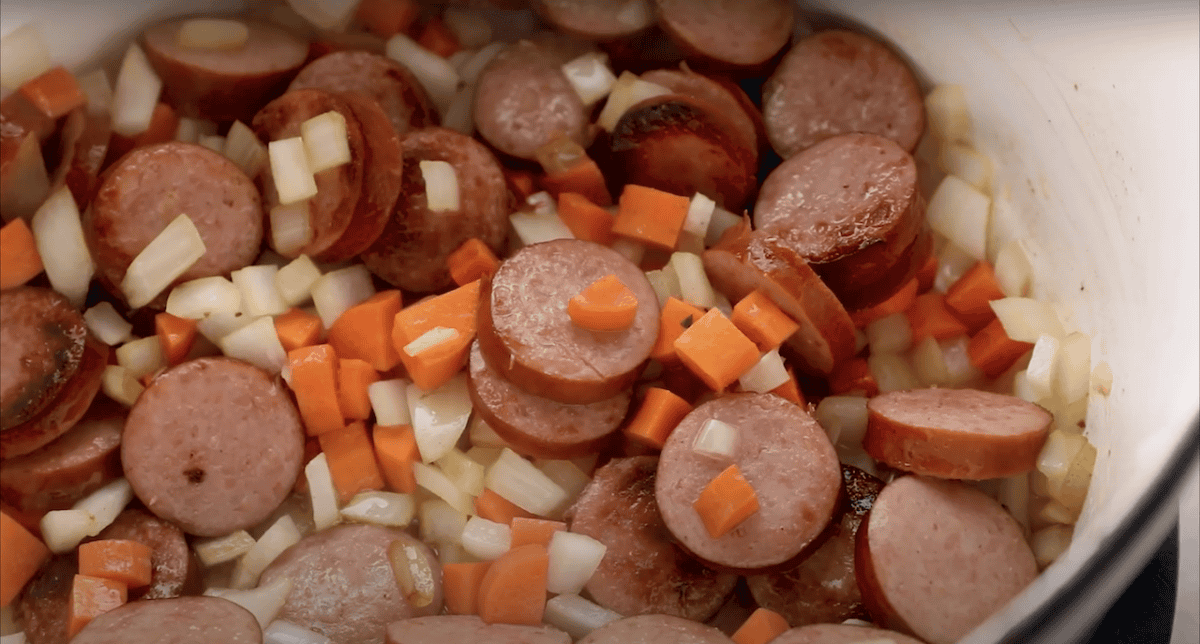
[731, 290, 800, 352]
[477, 543, 549, 626]
[355, 0, 421, 37]
[392, 281, 480, 389]
[967, 318, 1034, 378]
[556, 192, 616, 245]
[673, 309, 760, 392]
[447, 238, 501, 287]
[417, 16, 462, 58]
[568, 274, 639, 332]
[849, 277, 919, 328]
[275, 307, 324, 353]
[769, 367, 806, 406]
[374, 424, 420, 493]
[154, 312, 198, 367]
[336, 358, 378, 421]
[828, 357, 879, 397]
[650, 297, 706, 363]
[540, 158, 612, 207]
[19, 66, 86, 120]
[945, 261, 1006, 332]
[319, 421, 385, 504]
[474, 488, 535, 525]
[504, 167, 538, 204]
[623, 387, 693, 450]
[1, 510, 50, 606]
[398, 326, 473, 391]
[328, 290, 404, 372]
[509, 517, 567, 548]
[0, 218, 43, 290]
[693, 464, 760, 539]
[612, 184, 690, 251]
[443, 561, 492, 615]
[906, 292, 970, 344]
[731, 607, 791, 644]
[287, 344, 344, 436]
[68, 575, 127, 638]
[78, 539, 153, 588]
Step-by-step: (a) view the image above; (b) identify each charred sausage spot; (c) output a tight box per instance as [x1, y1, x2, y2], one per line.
[184, 468, 205, 484]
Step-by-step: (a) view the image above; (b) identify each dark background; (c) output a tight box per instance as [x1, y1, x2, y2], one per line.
[1085, 524, 1180, 643]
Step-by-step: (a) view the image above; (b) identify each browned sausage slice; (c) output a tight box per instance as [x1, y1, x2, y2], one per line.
[656, 393, 842, 572]
[387, 615, 571, 644]
[639, 67, 761, 153]
[288, 51, 437, 137]
[864, 388, 1053, 480]
[94, 508, 201, 600]
[259, 524, 443, 644]
[754, 133, 925, 309]
[71, 596, 263, 644]
[467, 341, 630, 459]
[142, 18, 309, 124]
[16, 554, 76, 644]
[473, 41, 588, 161]
[52, 106, 111, 210]
[1, 287, 87, 431]
[856, 476, 1037, 644]
[578, 614, 734, 644]
[771, 623, 925, 644]
[654, 0, 794, 69]
[360, 127, 508, 293]
[85, 142, 263, 301]
[763, 30, 925, 157]
[533, 0, 654, 41]
[121, 357, 305, 537]
[478, 239, 659, 405]
[566, 456, 737, 621]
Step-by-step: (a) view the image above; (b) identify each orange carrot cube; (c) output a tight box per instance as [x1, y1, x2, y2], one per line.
[568, 274, 639, 332]
[731, 290, 800, 352]
[612, 184, 690, 251]
[693, 464, 760, 538]
[673, 309, 760, 391]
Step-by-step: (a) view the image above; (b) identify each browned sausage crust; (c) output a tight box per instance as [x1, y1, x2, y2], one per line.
[16, 554, 76, 644]
[288, 51, 437, 137]
[1, 287, 87, 431]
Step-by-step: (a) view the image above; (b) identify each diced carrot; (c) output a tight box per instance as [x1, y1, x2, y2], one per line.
[77, 539, 153, 588]
[474, 488, 535, 525]
[504, 168, 538, 204]
[443, 561, 492, 615]
[673, 309, 761, 392]
[828, 357, 879, 397]
[731, 290, 800, 352]
[568, 274, 639, 333]
[398, 326, 473, 391]
[556, 192, 616, 245]
[319, 421, 385, 504]
[336, 358, 379, 421]
[154, 312, 198, 367]
[967, 318, 1034, 378]
[355, 0, 421, 37]
[1, 509, 50, 606]
[68, 575, 127, 638]
[476, 543, 549, 626]
[945, 261, 1005, 332]
[416, 16, 461, 58]
[448, 238, 501, 287]
[916, 252, 938, 293]
[623, 387, 693, 450]
[275, 307, 324, 353]
[650, 297, 706, 363]
[693, 464, 760, 539]
[287, 344, 344, 436]
[509, 517, 567, 548]
[731, 607, 791, 644]
[392, 281, 480, 389]
[539, 158, 612, 207]
[328, 290, 404, 372]
[106, 102, 178, 163]
[0, 218, 43, 290]
[769, 367, 806, 406]
[906, 292, 969, 344]
[849, 277, 919, 328]
[612, 184, 690, 251]
[374, 424, 420, 493]
[19, 66, 86, 120]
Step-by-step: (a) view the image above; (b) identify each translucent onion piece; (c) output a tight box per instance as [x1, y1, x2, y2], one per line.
[301, 111, 351, 173]
[224, 120, 268, 177]
[814, 395, 869, 446]
[484, 449, 568, 516]
[31, 186, 93, 307]
[304, 453, 340, 532]
[419, 160, 460, 211]
[110, 43, 163, 137]
[274, 254, 322, 307]
[230, 515, 301, 590]
[166, 276, 241, 319]
[0, 23, 53, 90]
[269, 137, 318, 206]
[194, 530, 256, 567]
[692, 418, 738, 460]
[121, 213, 206, 309]
[924, 84, 972, 143]
[387, 539, 437, 608]
[83, 302, 133, 346]
[596, 71, 670, 132]
[561, 52, 618, 107]
[927, 175, 989, 261]
[101, 365, 144, 407]
[177, 19, 250, 50]
[115, 336, 166, 379]
[669, 252, 716, 309]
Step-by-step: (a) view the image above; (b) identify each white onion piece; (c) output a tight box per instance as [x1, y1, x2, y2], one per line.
[116, 336, 167, 380]
[232, 265, 288, 317]
[990, 297, 1066, 343]
[510, 210, 575, 246]
[1032, 525, 1073, 568]
[938, 142, 992, 191]
[76, 69, 113, 115]
[219, 317, 288, 373]
[926, 175, 990, 261]
[644, 265, 682, 308]
[205, 576, 293, 628]
[196, 311, 257, 344]
[998, 473, 1030, 534]
[1026, 334, 1061, 401]
[84, 302, 133, 346]
[408, 374, 473, 463]
[1011, 370, 1038, 404]
[1054, 332, 1091, 404]
[596, 71, 671, 132]
[692, 418, 738, 460]
[676, 231, 705, 255]
[543, 594, 623, 641]
[177, 19, 250, 50]
[310, 264, 375, 329]
[110, 43, 163, 137]
[470, 447, 504, 469]
[40, 509, 96, 554]
[485, 449, 568, 517]
[866, 312, 912, 355]
[704, 206, 742, 248]
[561, 52, 617, 107]
[419, 160, 461, 212]
[340, 491, 415, 527]
[419, 499, 468, 545]
[101, 365, 144, 407]
[682, 192, 717, 239]
[368, 379, 412, 427]
[405, 327, 461, 358]
[814, 395, 869, 446]
[1, 133, 51, 222]
[457, 42, 505, 86]
[669, 252, 716, 309]
[534, 459, 591, 520]
[265, 620, 332, 644]
[387, 539, 438, 609]
[275, 254, 322, 307]
[1036, 498, 1077, 525]
[737, 349, 789, 393]
[287, 0, 358, 31]
[909, 335, 950, 387]
[413, 462, 475, 516]
[166, 276, 242, 319]
[269, 137, 318, 206]
[938, 335, 984, 386]
[437, 449, 486, 497]
[924, 84, 972, 143]
[386, 34, 461, 113]
[608, 238, 644, 265]
[546, 531, 606, 595]
[0, 23, 52, 90]
[224, 120, 268, 177]
[232, 516, 301, 589]
[304, 453, 340, 532]
[194, 530, 256, 567]
[461, 516, 512, 560]
[74, 477, 133, 537]
[443, 8, 492, 49]
[175, 117, 217, 143]
[441, 85, 475, 136]
[198, 134, 226, 152]
[31, 186, 94, 307]
[301, 111, 351, 173]
[467, 415, 512, 449]
[993, 238, 1034, 298]
[868, 353, 920, 394]
[121, 214, 207, 309]
[1036, 430, 1084, 495]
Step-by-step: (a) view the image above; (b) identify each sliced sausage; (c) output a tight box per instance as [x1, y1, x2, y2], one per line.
[702, 231, 855, 376]
[532, 0, 655, 41]
[259, 524, 444, 644]
[288, 50, 437, 136]
[252, 89, 364, 261]
[473, 41, 587, 160]
[526, 30, 605, 64]
[864, 388, 1053, 480]
[856, 476, 1037, 644]
[608, 93, 757, 210]
[754, 133, 925, 309]
[771, 623, 925, 644]
[567, 456, 737, 621]
[654, 0, 794, 69]
[578, 614, 734, 644]
[762, 30, 925, 157]
[360, 127, 508, 293]
[94, 508, 200, 600]
[655, 393, 842, 572]
[478, 239, 659, 404]
[15, 554, 76, 644]
[467, 341, 630, 459]
[841, 224, 933, 313]
[71, 596, 263, 644]
[52, 106, 111, 210]
[387, 615, 571, 644]
[746, 465, 884, 626]
[639, 66, 762, 153]
[1, 92, 56, 142]
[121, 357, 305, 537]
[142, 17, 309, 123]
[1, 287, 88, 431]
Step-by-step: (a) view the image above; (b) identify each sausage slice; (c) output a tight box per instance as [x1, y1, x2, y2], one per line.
[655, 393, 842, 572]
[288, 51, 437, 137]
[856, 476, 1037, 644]
[94, 508, 200, 600]
[533, 0, 655, 41]
[771, 623, 925, 644]
[1, 287, 88, 431]
[580, 614, 734, 644]
[864, 388, 1053, 480]
[71, 596, 263, 644]
[15, 554, 76, 644]
[639, 66, 763, 153]
[387, 615, 571, 644]
[52, 106, 111, 210]
[567, 456, 737, 621]
[654, 0, 794, 69]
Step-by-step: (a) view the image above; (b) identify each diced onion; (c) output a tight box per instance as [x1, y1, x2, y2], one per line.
[269, 137, 318, 206]
[998, 473, 1030, 534]
[177, 19, 250, 50]
[287, 0, 359, 31]
[419, 499, 468, 545]
[83, 302, 133, 346]
[2, 133, 51, 222]
[196, 311, 257, 345]
[121, 214, 207, 309]
[40, 509, 96, 554]
[101, 365, 144, 407]
[544, 594, 623, 641]
[198, 134, 226, 152]
[467, 415, 513, 449]
[510, 210, 575, 246]
[676, 231, 705, 255]
[938, 142, 992, 191]
[420, 160, 461, 212]
[205, 576, 293, 628]
[596, 71, 671, 132]
[116, 336, 167, 380]
[194, 530, 256, 567]
[224, 120, 268, 177]
[413, 462, 475, 516]
[645, 265, 682, 308]
[868, 353, 920, 393]
[110, 43, 163, 137]
[1036, 498, 1077, 525]
[408, 374, 473, 463]
[924, 84, 972, 143]
[218, 317, 288, 373]
[692, 419, 738, 460]
[737, 349, 789, 394]
[440, 86, 475, 136]
[74, 477, 133, 537]
[387, 539, 438, 608]
[274, 255, 322, 307]
[608, 238, 644, 265]
[484, 449, 568, 517]
[166, 276, 242, 319]
[437, 449, 486, 497]
[310, 264, 375, 329]
[669, 252, 716, 309]
[534, 459, 591, 520]
[1031, 525, 1073, 568]
[1054, 332, 1091, 404]
[1026, 334, 1061, 401]
[230, 515, 301, 590]
[993, 238, 1033, 297]
[932, 239, 977, 294]
[1054, 435, 1096, 512]
[926, 175, 990, 261]
[814, 395, 869, 446]
[457, 42, 505, 86]
[386, 34, 461, 113]
[470, 447, 505, 469]
[546, 531, 606, 595]
[301, 111, 351, 173]
[561, 52, 618, 107]
[990, 297, 1066, 343]
[368, 379, 412, 427]
[1012, 370, 1038, 403]
[461, 516, 512, 560]
[442, 8, 493, 49]
[0, 23, 53, 90]
[305, 453, 340, 532]
[683, 192, 717, 239]
[232, 265, 287, 317]
[909, 335, 949, 386]
[175, 117, 217, 144]
[340, 491, 415, 527]
[704, 206, 743, 248]
[938, 335, 984, 386]
[264, 620, 332, 644]
[31, 186, 94, 307]
[1036, 430, 1084, 494]
[1091, 361, 1113, 396]
[866, 312, 912, 355]
[76, 69, 113, 116]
